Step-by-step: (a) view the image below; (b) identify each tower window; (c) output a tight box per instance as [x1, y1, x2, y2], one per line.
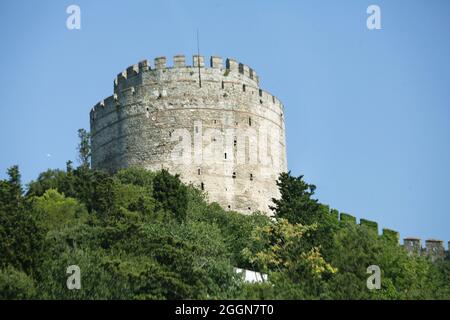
[248, 117, 252, 126]
[250, 173, 253, 181]
[224, 153, 227, 159]
[233, 138, 237, 147]
[259, 89, 263, 97]
[232, 172, 236, 179]
[198, 168, 201, 175]
[201, 182, 204, 190]
[221, 81, 224, 89]
[243, 84, 246, 92]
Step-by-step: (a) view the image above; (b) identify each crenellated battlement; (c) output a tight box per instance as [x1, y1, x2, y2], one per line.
[112, 55, 259, 93]
[325, 207, 449, 262]
[403, 238, 448, 261]
[91, 55, 282, 119]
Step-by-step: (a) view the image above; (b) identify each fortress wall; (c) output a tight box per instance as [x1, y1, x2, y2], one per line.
[327, 207, 448, 261]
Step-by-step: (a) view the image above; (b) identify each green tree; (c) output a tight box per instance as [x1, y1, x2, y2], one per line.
[270, 172, 320, 225]
[77, 128, 91, 169]
[30, 189, 88, 232]
[37, 216, 240, 299]
[153, 170, 188, 222]
[270, 172, 338, 255]
[0, 167, 45, 275]
[0, 266, 37, 299]
[26, 169, 69, 197]
[0, 165, 22, 211]
[243, 218, 336, 299]
[326, 223, 447, 299]
[2, 162, 449, 300]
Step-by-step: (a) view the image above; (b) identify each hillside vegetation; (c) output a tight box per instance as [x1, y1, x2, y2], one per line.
[0, 161, 448, 299]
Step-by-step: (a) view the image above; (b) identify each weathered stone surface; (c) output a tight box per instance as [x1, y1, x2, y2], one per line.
[90, 55, 288, 214]
[403, 237, 421, 256]
[425, 239, 445, 262]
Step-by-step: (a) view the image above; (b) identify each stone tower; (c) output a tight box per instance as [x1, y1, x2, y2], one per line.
[90, 55, 287, 213]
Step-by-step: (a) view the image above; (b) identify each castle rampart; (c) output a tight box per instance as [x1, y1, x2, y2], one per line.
[329, 207, 448, 261]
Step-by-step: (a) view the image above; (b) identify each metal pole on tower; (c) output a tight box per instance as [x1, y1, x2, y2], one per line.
[197, 29, 202, 88]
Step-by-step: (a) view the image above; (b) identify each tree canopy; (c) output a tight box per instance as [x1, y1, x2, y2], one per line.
[0, 164, 448, 300]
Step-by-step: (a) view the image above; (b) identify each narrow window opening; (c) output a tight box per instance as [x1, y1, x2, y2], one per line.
[198, 168, 201, 175]
[248, 117, 252, 126]
[243, 84, 246, 92]
[200, 182, 204, 190]
[221, 81, 224, 89]
[232, 172, 236, 179]
[250, 173, 253, 181]
[224, 153, 227, 159]
[233, 138, 237, 147]
[259, 89, 262, 97]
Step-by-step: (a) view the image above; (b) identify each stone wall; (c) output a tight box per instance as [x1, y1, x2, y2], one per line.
[329, 207, 448, 262]
[404, 238, 447, 262]
[90, 55, 287, 214]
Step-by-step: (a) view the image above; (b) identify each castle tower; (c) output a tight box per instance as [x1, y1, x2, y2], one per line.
[89, 55, 287, 213]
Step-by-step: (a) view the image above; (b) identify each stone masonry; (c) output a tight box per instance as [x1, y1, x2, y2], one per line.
[90, 55, 288, 214]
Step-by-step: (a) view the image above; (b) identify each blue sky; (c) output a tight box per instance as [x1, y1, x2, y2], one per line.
[0, 0, 449, 243]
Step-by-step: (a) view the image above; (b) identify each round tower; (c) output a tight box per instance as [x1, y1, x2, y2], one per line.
[90, 55, 287, 213]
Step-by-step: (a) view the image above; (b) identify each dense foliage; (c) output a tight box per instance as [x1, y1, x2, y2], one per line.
[0, 164, 448, 299]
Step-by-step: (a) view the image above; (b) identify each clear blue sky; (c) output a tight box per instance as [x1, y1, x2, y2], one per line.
[0, 0, 449, 244]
